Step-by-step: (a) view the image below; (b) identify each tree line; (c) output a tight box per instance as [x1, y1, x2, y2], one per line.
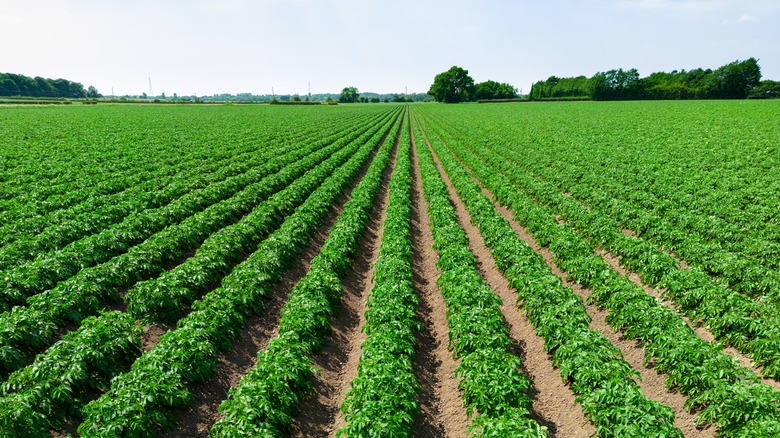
[428, 66, 518, 103]
[529, 58, 779, 100]
[0, 72, 101, 99]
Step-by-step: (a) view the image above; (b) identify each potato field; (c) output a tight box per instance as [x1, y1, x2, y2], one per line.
[1, 101, 779, 437]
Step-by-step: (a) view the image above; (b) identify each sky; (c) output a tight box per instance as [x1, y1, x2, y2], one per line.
[1, 0, 778, 96]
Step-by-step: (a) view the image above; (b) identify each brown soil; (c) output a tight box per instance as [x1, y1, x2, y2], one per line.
[163, 135, 387, 438]
[141, 322, 172, 352]
[598, 249, 780, 391]
[473, 181, 716, 437]
[409, 130, 471, 437]
[288, 136, 398, 438]
[418, 123, 593, 437]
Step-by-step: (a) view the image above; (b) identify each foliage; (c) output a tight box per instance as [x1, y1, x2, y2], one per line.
[0, 106, 391, 377]
[428, 66, 475, 103]
[414, 102, 780, 436]
[339, 86, 359, 103]
[211, 108, 403, 437]
[411, 116, 547, 436]
[414, 110, 681, 436]
[474, 80, 518, 100]
[78, 108, 402, 436]
[749, 80, 780, 99]
[531, 58, 764, 100]
[0, 72, 93, 98]
[529, 75, 593, 100]
[339, 112, 420, 437]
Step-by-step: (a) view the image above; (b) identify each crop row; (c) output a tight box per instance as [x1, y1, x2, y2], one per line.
[76, 108, 402, 436]
[0, 143, 297, 310]
[417, 110, 780, 436]
[0, 106, 373, 217]
[337, 113, 419, 436]
[211, 109, 403, 437]
[0, 109, 382, 286]
[0, 108, 373, 247]
[414, 111, 683, 437]
[124, 111, 395, 325]
[0, 111, 392, 378]
[419, 108, 780, 379]
[412, 115, 548, 436]
[458, 105, 780, 298]
[522, 153, 780, 304]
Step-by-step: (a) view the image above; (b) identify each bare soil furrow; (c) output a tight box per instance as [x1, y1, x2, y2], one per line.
[409, 134, 470, 438]
[483, 186, 716, 438]
[597, 249, 780, 390]
[287, 143, 398, 438]
[163, 141, 385, 438]
[419, 124, 593, 437]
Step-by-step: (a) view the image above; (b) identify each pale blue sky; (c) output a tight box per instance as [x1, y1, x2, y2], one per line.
[2, 0, 777, 96]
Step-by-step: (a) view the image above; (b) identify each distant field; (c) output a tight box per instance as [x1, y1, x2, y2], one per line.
[1, 101, 779, 437]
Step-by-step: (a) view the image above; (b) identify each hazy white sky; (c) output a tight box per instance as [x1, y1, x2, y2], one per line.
[2, 0, 778, 96]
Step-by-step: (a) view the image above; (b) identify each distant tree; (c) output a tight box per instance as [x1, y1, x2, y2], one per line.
[428, 66, 475, 103]
[750, 80, 780, 99]
[370, 97, 380, 103]
[86, 85, 101, 98]
[293, 95, 301, 102]
[142, 92, 148, 99]
[383, 97, 389, 103]
[592, 68, 642, 100]
[475, 80, 518, 100]
[708, 58, 761, 99]
[339, 86, 359, 103]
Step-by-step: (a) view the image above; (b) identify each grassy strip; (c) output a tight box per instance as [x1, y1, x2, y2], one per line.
[412, 115, 547, 437]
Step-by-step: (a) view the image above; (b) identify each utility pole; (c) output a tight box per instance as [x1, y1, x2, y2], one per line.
[148, 77, 153, 98]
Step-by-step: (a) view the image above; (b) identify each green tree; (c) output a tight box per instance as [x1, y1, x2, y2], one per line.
[592, 68, 641, 100]
[474, 80, 518, 100]
[428, 66, 475, 103]
[87, 86, 101, 98]
[708, 58, 761, 99]
[750, 80, 780, 99]
[339, 86, 359, 103]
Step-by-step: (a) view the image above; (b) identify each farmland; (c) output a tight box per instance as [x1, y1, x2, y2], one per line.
[0, 100, 779, 437]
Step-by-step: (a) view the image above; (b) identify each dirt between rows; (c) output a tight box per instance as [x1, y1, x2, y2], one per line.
[161, 126, 397, 437]
[288, 134, 398, 437]
[415, 121, 594, 438]
[417, 123, 716, 437]
[52, 113, 755, 437]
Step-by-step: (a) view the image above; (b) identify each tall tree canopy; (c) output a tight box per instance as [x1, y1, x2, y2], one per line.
[530, 58, 764, 101]
[339, 86, 359, 103]
[0, 72, 94, 98]
[428, 66, 475, 103]
[474, 80, 518, 100]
